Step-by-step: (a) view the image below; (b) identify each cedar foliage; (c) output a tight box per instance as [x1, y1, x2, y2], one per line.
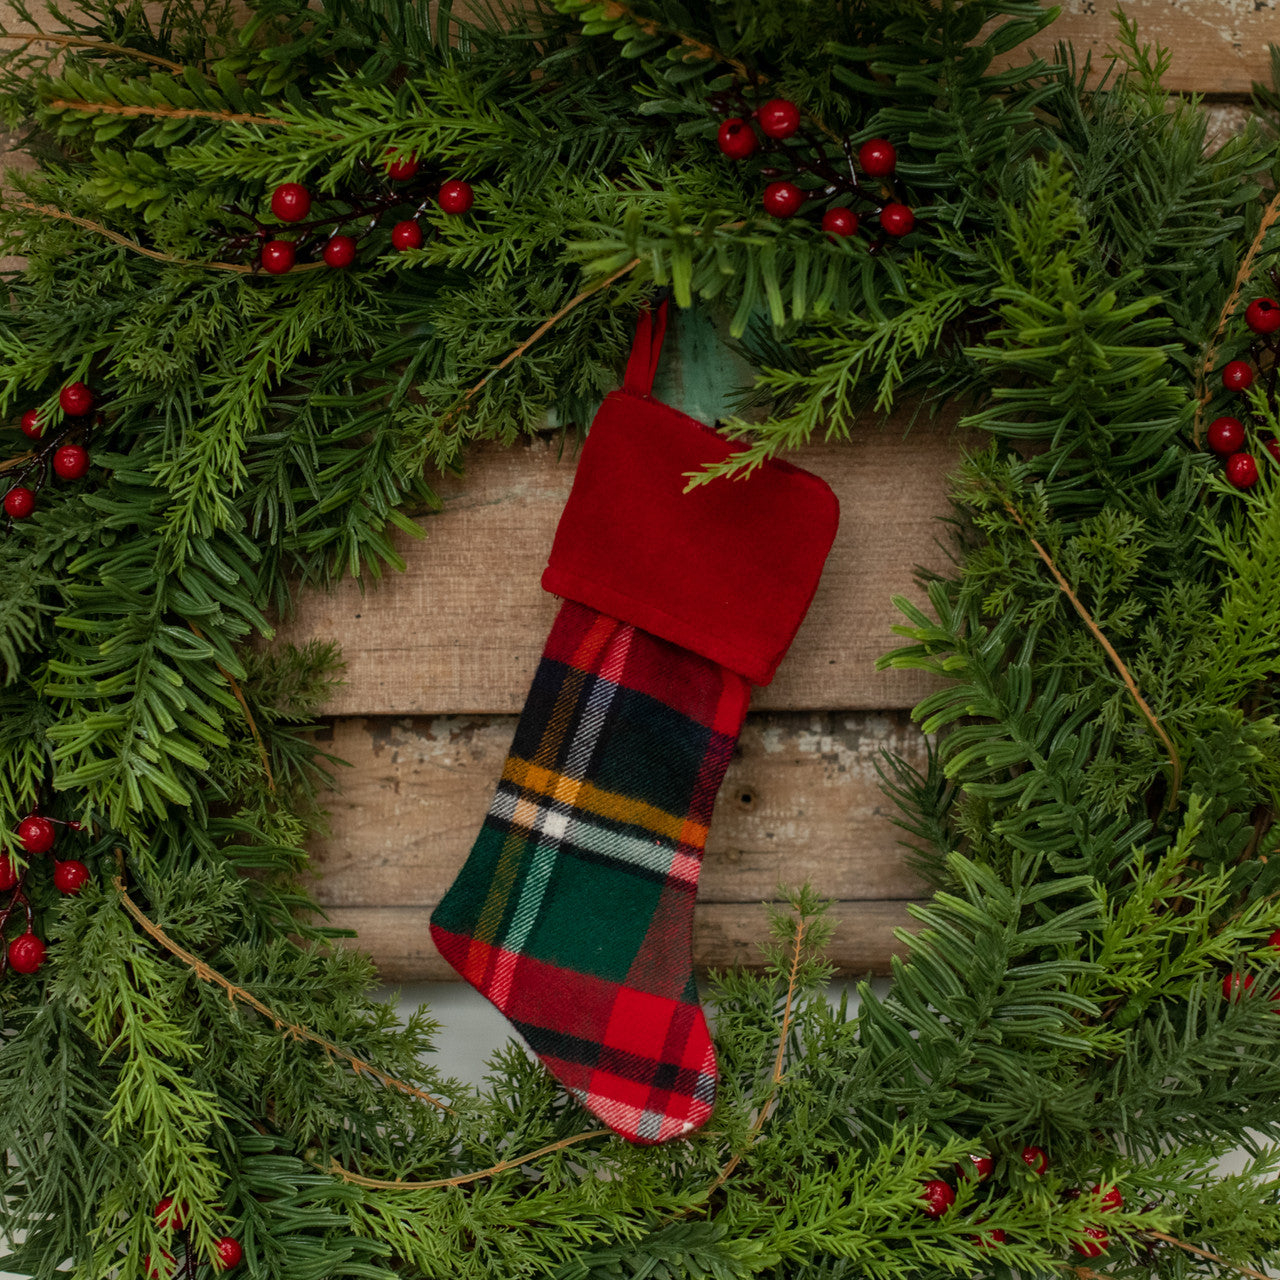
[0, 1, 1279, 1278]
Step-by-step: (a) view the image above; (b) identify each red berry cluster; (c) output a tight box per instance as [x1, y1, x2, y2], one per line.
[713, 94, 912, 243]
[1, 812, 90, 979]
[916, 1145, 1122, 1258]
[1221, 928, 1280, 1011]
[4, 382, 97, 523]
[143, 1197, 242, 1277]
[1210, 296, 1280, 489]
[240, 156, 475, 276]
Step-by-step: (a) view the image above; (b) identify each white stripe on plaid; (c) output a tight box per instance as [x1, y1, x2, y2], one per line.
[500, 627, 635, 960]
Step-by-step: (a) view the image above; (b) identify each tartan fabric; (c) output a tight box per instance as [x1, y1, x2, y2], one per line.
[430, 598, 750, 1144]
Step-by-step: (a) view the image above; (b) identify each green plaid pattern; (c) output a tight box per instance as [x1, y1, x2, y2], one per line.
[430, 599, 751, 1144]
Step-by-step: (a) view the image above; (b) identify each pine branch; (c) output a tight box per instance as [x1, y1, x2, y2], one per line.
[112, 871, 454, 1115]
[0, 29, 185, 72]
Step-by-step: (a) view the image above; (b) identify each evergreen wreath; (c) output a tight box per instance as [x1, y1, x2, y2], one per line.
[2, 0, 1280, 1276]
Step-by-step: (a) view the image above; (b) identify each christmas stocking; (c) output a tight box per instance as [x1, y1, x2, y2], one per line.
[429, 302, 839, 1144]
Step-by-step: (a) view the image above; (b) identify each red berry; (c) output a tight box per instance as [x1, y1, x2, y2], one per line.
[1073, 1226, 1109, 1258]
[1226, 452, 1259, 490]
[1245, 298, 1280, 334]
[1092, 1183, 1123, 1212]
[53, 859, 90, 894]
[270, 182, 311, 223]
[762, 181, 805, 218]
[391, 220, 423, 251]
[1224, 970, 1255, 999]
[59, 382, 94, 416]
[7, 932, 46, 974]
[154, 1197, 185, 1230]
[1267, 439, 1280, 464]
[822, 207, 858, 238]
[757, 98, 801, 139]
[1021, 1145, 1049, 1175]
[859, 137, 897, 177]
[1269, 929, 1280, 950]
[323, 235, 358, 269]
[20, 409, 41, 439]
[962, 1153, 994, 1180]
[143, 1251, 176, 1279]
[260, 240, 296, 275]
[53, 444, 89, 480]
[1222, 360, 1254, 392]
[1207, 416, 1245, 454]
[17, 815, 55, 854]
[716, 117, 758, 160]
[384, 150, 419, 180]
[973, 1227, 1005, 1250]
[919, 1179, 954, 1218]
[0, 855, 15, 891]
[437, 180, 474, 215]
[879, 203, 915, 237]
[213, 1236, 243, 1270]
[3, 486, 34, 519]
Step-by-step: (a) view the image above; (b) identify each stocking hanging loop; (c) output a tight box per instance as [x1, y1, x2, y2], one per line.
[622, 297, 670, 396]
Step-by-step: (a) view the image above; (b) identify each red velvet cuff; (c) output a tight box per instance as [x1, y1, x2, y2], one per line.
[542, 390, 840, 686]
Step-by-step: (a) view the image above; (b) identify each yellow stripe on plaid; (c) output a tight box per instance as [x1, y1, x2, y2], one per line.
[501, 756, 710, 849]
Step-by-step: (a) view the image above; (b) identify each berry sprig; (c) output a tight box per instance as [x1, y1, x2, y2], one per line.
[912, 1145, 1123, 1260]
[1210, 283, 1280, 490]
[1, 811, 92, 981]
[4, 381, 98, 524]
[143, 1196, 243, 1277]
[220, 153, 475, 276]
[709, 88, 913, 247]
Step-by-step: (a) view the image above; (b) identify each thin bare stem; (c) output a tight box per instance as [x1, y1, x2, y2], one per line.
[1195, 188, 1280, 446]
[324, 1128, 612, 1190]
[1006, 502, 1183, 804]
[0, 30, 185, 72]
[1, 450, 35, 473]
[5, 200, 326, 273]
[701, 914, 808, 1199]
[1146, 1231, 1274, 1280]
[186, 622, 275, 793]
[111, 871, 453, 1113]
[440, 257, 641, 428]
[47, 98, 287, 127]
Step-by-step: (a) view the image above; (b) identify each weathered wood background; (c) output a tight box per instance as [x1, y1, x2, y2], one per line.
[1, 0, 1264, 978]
[280, 1, 1273, 980]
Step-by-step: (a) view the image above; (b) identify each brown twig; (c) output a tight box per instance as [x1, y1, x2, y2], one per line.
[1145, 1231, 1274, 1280]
[323, 1128, 612, 1190]
[111, 872, 453, 1113]
[46, 98, 288, 127]
[440, 256, 641, 429]
[1, 450, 35, 472]
[1005, 502, 1183, 804]
[1194, 188, 1280, 447]
[701, 913, 808, 1200]
[4, 200, 326, 274]
[186, 622, 274, 794]
[0, 30, 185, 72]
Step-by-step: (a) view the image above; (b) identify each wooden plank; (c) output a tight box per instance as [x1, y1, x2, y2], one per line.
[313, 900, 924, 982]
[275, 420, 972, 715]
[301, 710, 932, 980]
[306, 711, 930, 907]
[1005, 2, 1278, 95]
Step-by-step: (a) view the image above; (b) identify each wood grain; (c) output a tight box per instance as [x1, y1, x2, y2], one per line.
[302, 711, 932, 979]
[306, 711, 931, 906]
[1008, 1, 1280, 95]
[275, 419, 974, 716]
[312, 900, 925, 982]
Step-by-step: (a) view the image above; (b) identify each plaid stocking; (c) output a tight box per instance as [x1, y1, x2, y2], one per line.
[430, 598, 748, 1142]
[430, 302, 838, 1144]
